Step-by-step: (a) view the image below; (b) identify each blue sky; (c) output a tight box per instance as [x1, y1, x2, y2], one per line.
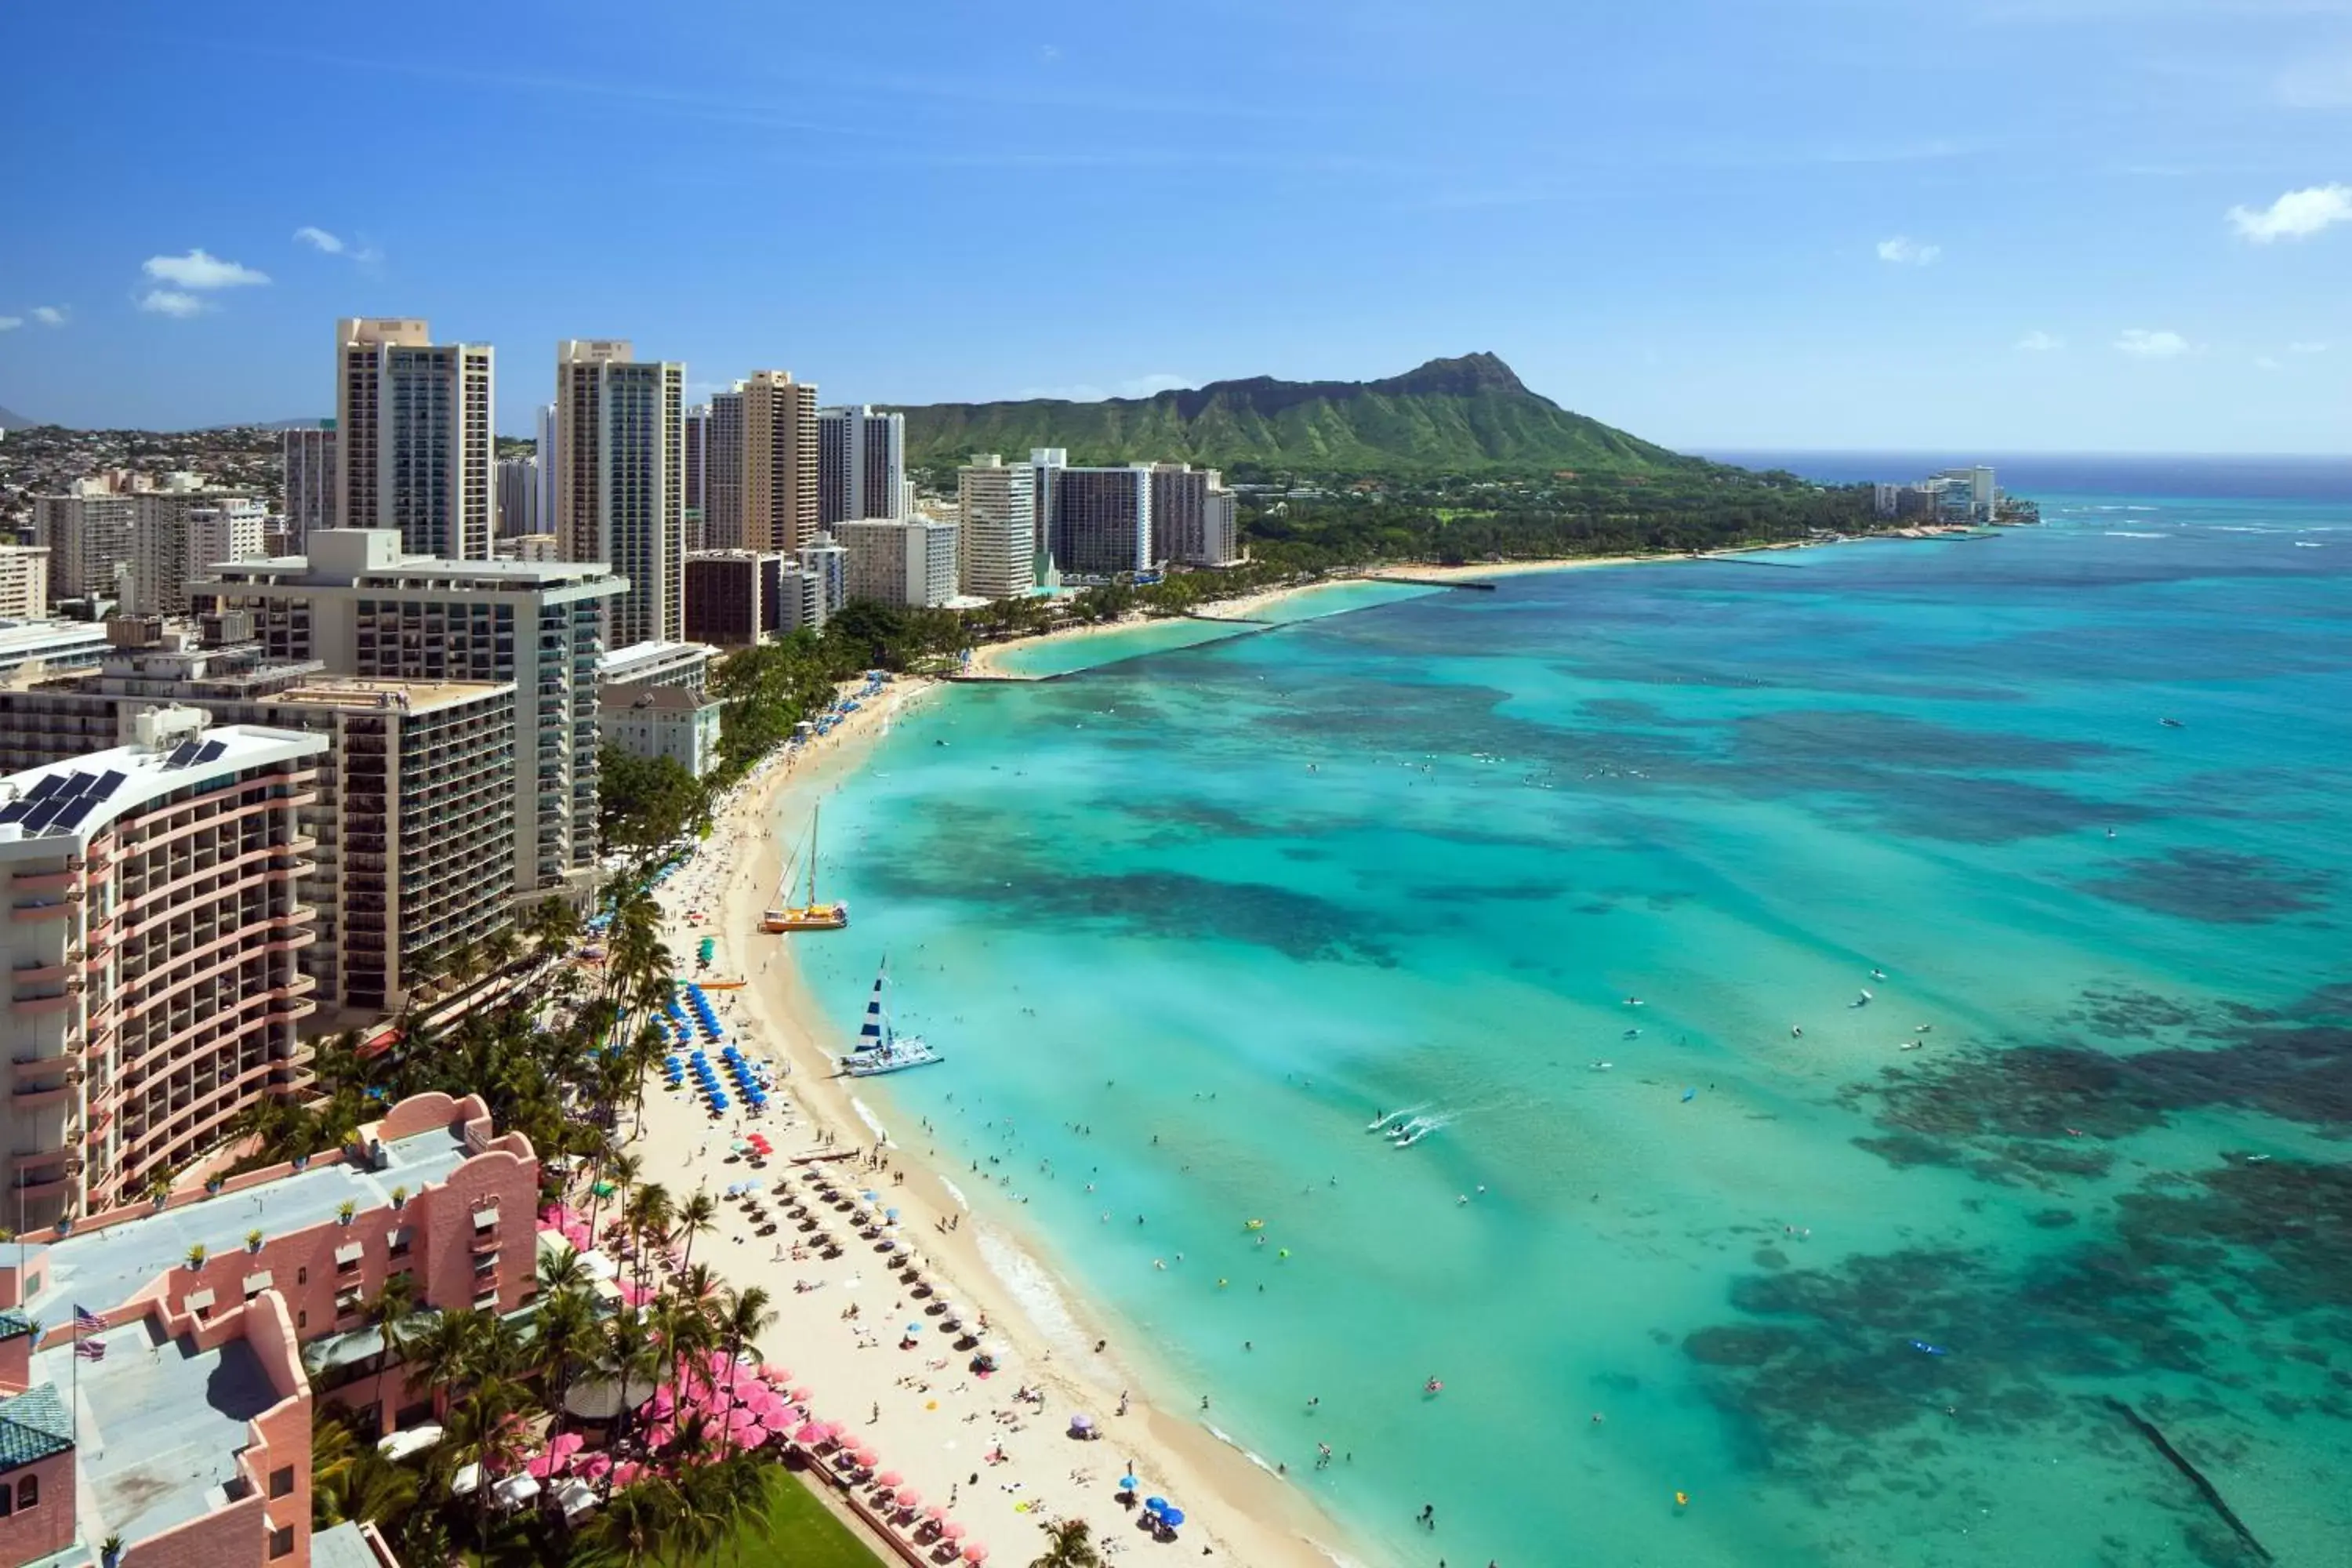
[2, 0, 2347, 451]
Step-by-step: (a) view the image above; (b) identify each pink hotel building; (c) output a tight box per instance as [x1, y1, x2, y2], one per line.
[1, 713, 327, 1232]
[0, 1091, 538, 1568]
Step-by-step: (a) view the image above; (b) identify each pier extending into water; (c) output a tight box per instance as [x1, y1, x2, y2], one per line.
[1370, 575, 1498, 591]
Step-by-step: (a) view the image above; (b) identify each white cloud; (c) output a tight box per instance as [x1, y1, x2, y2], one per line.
[2115, 328, 2190, 358]
[30, 306, 67, 327]
[141, 249, 271, 289]
[2014, 330, 2063, 351]
[138, 289, 209, 318]
[0, 316, 21, 332]
[2288, 339, 2328, 354]
[293, 225, 347, 254]
[2227, 183, 2352, 242]
[1875, 235, 1942, 265]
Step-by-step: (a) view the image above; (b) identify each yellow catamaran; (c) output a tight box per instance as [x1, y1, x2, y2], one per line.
[760, 805, 850, 932]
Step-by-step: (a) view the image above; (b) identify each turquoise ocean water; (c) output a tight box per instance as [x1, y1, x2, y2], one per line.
[783, 482, 2352, 1568]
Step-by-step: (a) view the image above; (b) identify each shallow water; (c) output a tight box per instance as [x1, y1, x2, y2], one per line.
[789, 494, 2352, 1568]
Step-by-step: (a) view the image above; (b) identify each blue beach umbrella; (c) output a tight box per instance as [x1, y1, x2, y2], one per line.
[1144, 1497, 1168, 1515]
[1118, 1475, 1138, 1490]
[1160, 1507, 1185, 1527]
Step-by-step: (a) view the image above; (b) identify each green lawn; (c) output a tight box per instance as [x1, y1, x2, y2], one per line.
[720, 1468, 889, 1568]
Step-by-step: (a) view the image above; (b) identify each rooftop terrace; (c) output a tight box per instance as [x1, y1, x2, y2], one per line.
[24, 1125, 474, 1324]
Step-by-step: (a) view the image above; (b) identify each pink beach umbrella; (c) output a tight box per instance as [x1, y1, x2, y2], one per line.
[789, 1385, 812, 1403]
[894, 1487, 921, 1510]
[849, 1446, 880, 1468]
[761, 1363, 793, 1383]
[646, 1389, 676, 1420]
[550, 1432, 585, 1460]
[924, 1504, 949, 1523]
[576, 1454, 613, 1481]
[792, 1421, 828, 1445]
[610, 1461, 645, 1488]
[726, 1408, 762, 1439]
[942, 1522, 967, 1541]
[962, 1544, 989, 1563]
[524, 1453, 557, 1479]
[875, 1470, 904, 1489]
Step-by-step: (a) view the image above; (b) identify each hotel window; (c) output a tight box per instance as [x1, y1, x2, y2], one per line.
[14, 1476, 33, 1510]
[269, 1524, 295, 1559]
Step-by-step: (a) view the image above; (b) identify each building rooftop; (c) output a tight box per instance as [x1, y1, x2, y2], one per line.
[0, 722, 325, 849]
[600, 641, 717, 679]
[23, 1124, 474, 1324]
[204, 529, 622, 594]
[0, 619, 110, 662]
[33, 1318, 280, 1544]
[267, 677, 513, 714]
[600, 684, 713, 715]
[310, 1522, 387, 1568]
[0, 1385, 74, 1472]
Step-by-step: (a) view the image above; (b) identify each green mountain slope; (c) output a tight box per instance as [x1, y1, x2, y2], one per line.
[891, 353, 1694, 474]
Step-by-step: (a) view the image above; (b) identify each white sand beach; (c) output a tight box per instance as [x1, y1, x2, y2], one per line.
[629, 682, 1359, 1568]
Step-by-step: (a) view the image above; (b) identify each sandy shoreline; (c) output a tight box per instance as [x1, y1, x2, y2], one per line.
[637, 684, 1361, 1568]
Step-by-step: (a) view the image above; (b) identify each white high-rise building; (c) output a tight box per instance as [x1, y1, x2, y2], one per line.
[956, 455, 1038, 599]
[555, 340, 688, 646]
[281, 420, 336, 548]
[818, 405, 906, 526]
[32, 488, 137, 602]
[837, 518, 959, 608]
[497, 455, 541, 535]
[130, 490, 267, 615]
[334, 318, 495, 561]
[535, 402, 561, 533]
[0, 546, 49, 619]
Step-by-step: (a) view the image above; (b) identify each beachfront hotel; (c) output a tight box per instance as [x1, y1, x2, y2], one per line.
[955, 456, 1038, 599]
[0, 713, 326, 1230]
[0, 1090, 536, 1568]
[1049, 464, 1154, 578]
[195, 530, 626, 898]
[816, 405, 906, 527]
[0, 622, 518, 1017]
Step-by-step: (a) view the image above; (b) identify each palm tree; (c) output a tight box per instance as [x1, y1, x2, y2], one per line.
[535, 1285, 597, 1436]
[405, 1306, 488, 1420]
[1030, 1519, 1105, 1568]
[441, 1370, 529, 1548]
[673, 1191, 718, 1278]
[715, 1285, 775, 1411]
[312, 1412, 422, 1527]
[575, 1477, 675, 1568]
[361, 1269, 421, 1427]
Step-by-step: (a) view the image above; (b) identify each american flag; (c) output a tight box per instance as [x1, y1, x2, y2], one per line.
[73, 1339, 106, 1362]
[72, 1303, 104, 1332]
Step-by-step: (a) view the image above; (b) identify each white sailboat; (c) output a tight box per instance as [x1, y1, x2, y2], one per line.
[837, 956, 944, 1078]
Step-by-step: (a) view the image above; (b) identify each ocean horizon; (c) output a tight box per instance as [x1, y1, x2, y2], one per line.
[783, 477, 2350, 1567]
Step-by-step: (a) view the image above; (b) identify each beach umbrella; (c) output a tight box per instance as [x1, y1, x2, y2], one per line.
[942, 1521, 967, 1540]
[903, 1322, 923, 1336]
[789, 1386, 812, 1403]
[924, 1504, 949, 1523]
[761, 1363, 793, 1383]
[550, 1432, 584, 1459]
[524, 1453, 558, 1479]
[1069, 1414, 1094, 1434]
[1144, 1497, 1168, 1515]
[895, 1486, 922, 1510]
[850, 1446, 879, 1468]
[875, 1470, 904, 1489]
[1118, 1475, 1138, 1490]
[727, 1408, 761, 1438]
[1160, 1507, 1185, 1527]
[610, 1461, 645, 1488]
[576, 1454, 613, 1481]
[961, 1545, 988, 1564]
[792, 1421, 828, 1445]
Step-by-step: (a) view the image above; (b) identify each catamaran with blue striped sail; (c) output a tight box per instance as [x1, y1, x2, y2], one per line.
[838, 956, 943, 1077]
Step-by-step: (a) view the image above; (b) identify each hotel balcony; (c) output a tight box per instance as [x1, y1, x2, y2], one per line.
[10, 902, 75, 924]
[10, 992, 73, 1017]
[10, 1080, 71, 1109]
[10, 1170, 71, 1203]
[8, 869, 79, 894]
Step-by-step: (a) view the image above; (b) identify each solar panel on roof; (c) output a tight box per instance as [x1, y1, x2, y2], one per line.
[0, 803, 27, 824]
[20, 801, 64, 834]
[24, 775, 59, 803]
[53, 772, 92, 800]
[53, 799, 96, 833]
[165, 742, 201, 769]
[194, 740, 227, 764]
[93, 771, 125, 800]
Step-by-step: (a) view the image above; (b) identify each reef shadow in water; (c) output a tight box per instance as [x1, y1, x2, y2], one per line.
[2079, 848, 2336, 924]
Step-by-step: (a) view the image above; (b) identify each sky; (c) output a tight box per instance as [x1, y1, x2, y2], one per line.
[1, 0, 2347, 452]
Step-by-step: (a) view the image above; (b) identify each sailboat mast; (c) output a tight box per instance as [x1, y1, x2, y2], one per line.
[807, 804, 821, 906]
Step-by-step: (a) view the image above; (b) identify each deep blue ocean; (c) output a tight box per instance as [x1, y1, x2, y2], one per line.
[783, 461, 2351, 1567]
